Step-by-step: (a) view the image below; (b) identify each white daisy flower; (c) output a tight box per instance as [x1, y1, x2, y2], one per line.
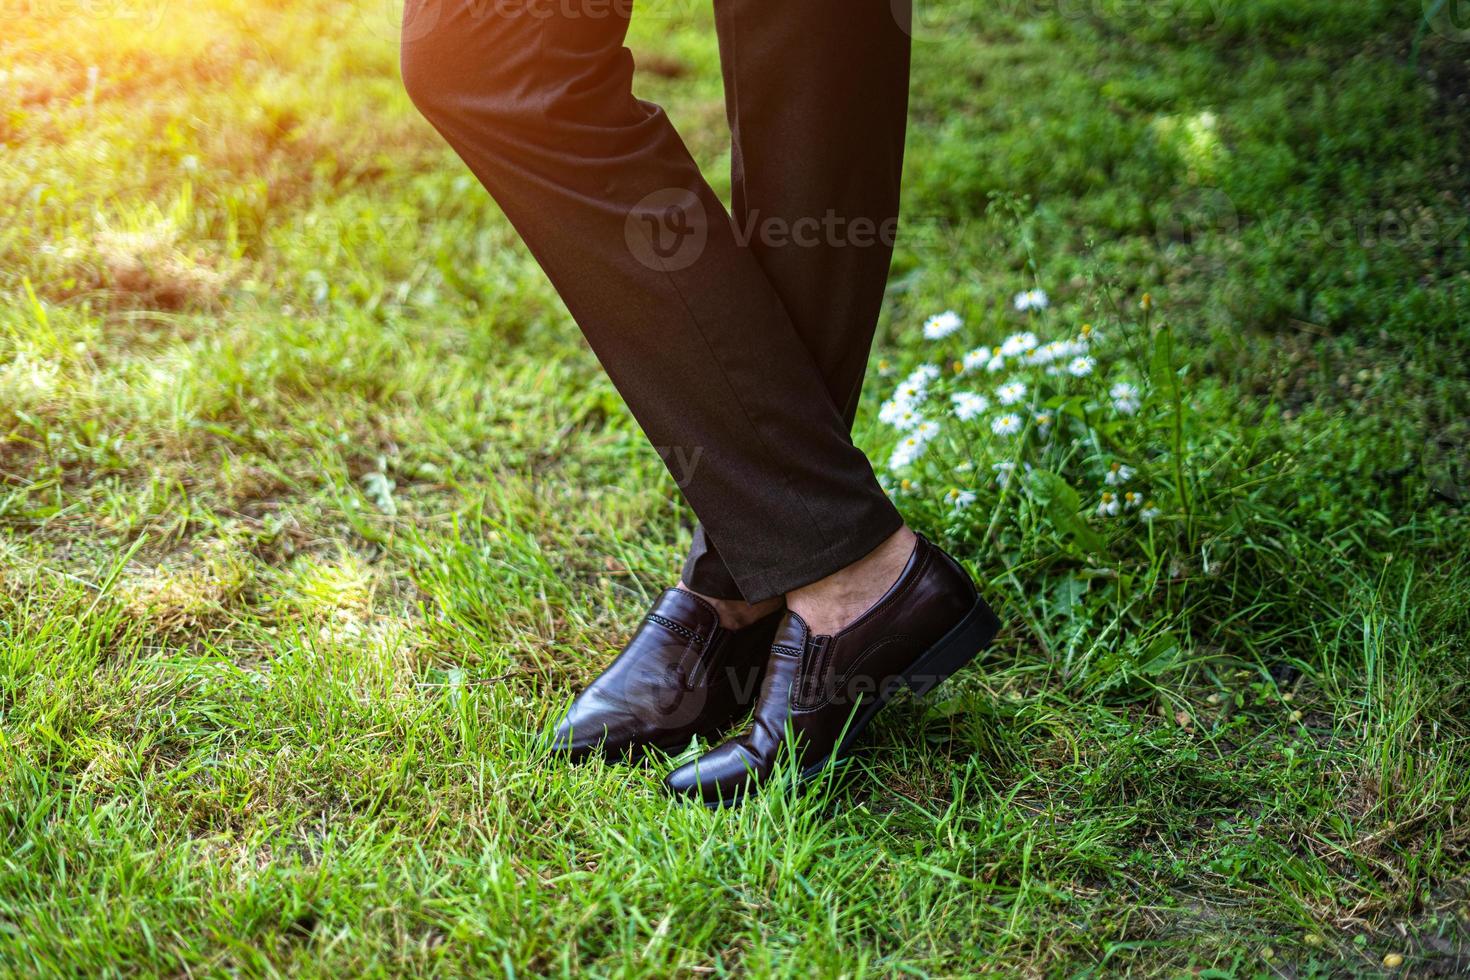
[991, 413, 1022, 437]
[1067, 356, 1096, 377]
[889, 418, 939, 469]
[961, 347, 990, 373]
[1034, 411, 1054, 438]
[1024, 340, 1064, 366]
[922, 310, 964, 340]
[992, 461, 1036, 489]
[1000, 331, 1039, 357]
[985, 353, 1007, 373]
[1110, 381, 1141, 415]
[891, 383, 921, 406]
[1104, 462, 1136, 486]
[1140, 504, 1162, 521]
[906, 363, 941, 386]
[1123, 491, 1143, 510]
[1008, 460, 1036, 487]
[951, 391, 989, 421]
[888, 434, 926, 470]
[996, 381, 1028, 406]
[891, 375, 929, 405]
[946, 488, 978, 510]
[878, 398, 925, 431]
[1096, 491, 1121, 517]
[1013, 288, 1050, 312]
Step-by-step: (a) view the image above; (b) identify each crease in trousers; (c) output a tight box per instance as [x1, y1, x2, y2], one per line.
[401, 0, 912, 603]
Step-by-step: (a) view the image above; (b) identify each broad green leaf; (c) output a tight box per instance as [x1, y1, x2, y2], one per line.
[1027, 468, 1108, 555]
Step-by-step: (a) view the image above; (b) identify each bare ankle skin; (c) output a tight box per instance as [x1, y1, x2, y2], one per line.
[677, 582, 784, 631]
[785, 526, 917, 635]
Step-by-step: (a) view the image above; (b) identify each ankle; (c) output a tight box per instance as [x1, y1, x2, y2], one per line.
[677, 582, 783, 631]
[786, 526, 916, 635]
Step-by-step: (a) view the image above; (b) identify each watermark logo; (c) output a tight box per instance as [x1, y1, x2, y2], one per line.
[400, 0, 444, 42]
[9, 0, 171, 31]
[1424, 0, 1470, 41]
[894, 0, 1231, 43]
[359, 0, 440, 45]
[629, 673, 712, 729]
[625, 187, 708, 272]
[1152, 186, 1239, 250]
[732, 209, 898, 251]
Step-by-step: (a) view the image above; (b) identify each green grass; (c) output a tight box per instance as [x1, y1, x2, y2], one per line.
[2, 0, 1468, 974]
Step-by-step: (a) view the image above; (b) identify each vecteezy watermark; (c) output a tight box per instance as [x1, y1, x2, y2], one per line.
[1151, 186, 1241, 250]
[397, 0, 443, 43]
[625, 188, 709, 272]
[1424, 0, 1470, 41]
[628, 675, 716, 729]
[1144, 188, 1467, 254]
[653, 444, 703, 488]
[609, 663, 958, 727]
[391, 0, 707, 46]
[893, 0, 1233, 43]
[626, 190, 898, 271]
[731, 210, 900, 251]
[7, 0, 171, 29]
[793, 670, 935, 709]
[387, 0, 1239, 48]
[1262, 209, 1469, 252]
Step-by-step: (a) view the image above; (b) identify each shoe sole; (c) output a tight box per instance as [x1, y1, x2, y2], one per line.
[702, 594, 1002, 809]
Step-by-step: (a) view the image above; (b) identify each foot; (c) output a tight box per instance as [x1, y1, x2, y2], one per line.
[663, 535, 1000, 807]
[786, 526, 916, 634]
[677, 582, 784, 631]
[549, 589, 782, 763]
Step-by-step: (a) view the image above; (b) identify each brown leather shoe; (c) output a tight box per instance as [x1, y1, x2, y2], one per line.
[663, 535, 999, 806]
[549, 589, 782, 762]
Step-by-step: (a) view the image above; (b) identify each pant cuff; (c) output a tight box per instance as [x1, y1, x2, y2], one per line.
[681, 554, 743, 600]
[720, 505, 905, 604]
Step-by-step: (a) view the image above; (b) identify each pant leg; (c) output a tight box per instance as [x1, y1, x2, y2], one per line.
[400, 0, 902, 603]
[682, 0, 914, 599]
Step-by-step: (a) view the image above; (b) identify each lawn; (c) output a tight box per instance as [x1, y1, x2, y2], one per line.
[2, 0, 1468, 974]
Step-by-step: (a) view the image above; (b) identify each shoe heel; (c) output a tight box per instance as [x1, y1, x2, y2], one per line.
[902, 596, 1001, 696]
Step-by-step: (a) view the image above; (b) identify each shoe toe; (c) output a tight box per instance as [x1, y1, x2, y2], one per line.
[546, 708, 620, 762]
[663, 741, 764, 807]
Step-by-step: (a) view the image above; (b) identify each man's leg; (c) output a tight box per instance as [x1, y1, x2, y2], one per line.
[400, 0, 902, 603]
[681, 0, 914, 601]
